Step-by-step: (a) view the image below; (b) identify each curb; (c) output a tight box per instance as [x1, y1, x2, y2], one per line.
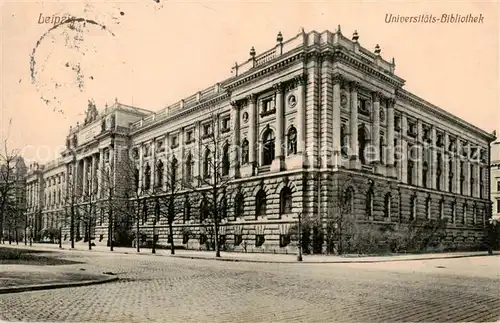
[0, 275, 119, 295]
[3, 244, 498, 264]
[168, 252, 499, 264]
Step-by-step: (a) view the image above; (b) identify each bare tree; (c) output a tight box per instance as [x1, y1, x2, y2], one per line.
[185, 106, 235, 258]
[156, 155, 186, 254]
[0, 131, 23, 244]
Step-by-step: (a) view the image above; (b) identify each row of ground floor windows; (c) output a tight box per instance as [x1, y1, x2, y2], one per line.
[349, 188, 486, 225]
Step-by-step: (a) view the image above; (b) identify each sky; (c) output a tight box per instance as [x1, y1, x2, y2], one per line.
[1, 0, 499, 165]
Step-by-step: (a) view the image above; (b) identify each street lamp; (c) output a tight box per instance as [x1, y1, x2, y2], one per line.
[297, 212, 302, 262]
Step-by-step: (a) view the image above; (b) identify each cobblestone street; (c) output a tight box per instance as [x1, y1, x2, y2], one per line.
[0, 248, 499, 322]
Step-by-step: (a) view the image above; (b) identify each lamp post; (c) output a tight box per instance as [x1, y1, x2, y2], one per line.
[297, 212, 303, 262]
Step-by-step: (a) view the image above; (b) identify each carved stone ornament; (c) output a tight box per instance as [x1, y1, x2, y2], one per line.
[340, 93, 348, 109]
[380, 109, 385, 122]
[242, 111, 249, 123]
[287, 94, 297, 108]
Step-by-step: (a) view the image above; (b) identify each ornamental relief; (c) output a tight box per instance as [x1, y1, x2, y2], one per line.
[242, 111, 249, 124]
[287, 94, 297, 108]
[340, 91, 349, 110]
[379, 108, 385, 123]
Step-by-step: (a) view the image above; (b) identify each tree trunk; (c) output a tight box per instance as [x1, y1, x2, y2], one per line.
[136, 217, 140, 253]
[88, 220, 92, 250]
[152, 220, 156, 254]
[214, 222, 220, 258]
[70, 204, 75, 249]
[168, 221, 175, 255]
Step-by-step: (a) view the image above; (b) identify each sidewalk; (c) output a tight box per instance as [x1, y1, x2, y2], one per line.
[0, 263, 118, 294]
[2, 242, 498, 264]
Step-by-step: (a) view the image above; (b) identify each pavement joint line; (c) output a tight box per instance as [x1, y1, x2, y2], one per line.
[0, 275, 119, 295]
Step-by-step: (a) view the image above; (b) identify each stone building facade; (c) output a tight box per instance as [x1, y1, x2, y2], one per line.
[491, 141, 500, 222]
[24, 28, 495, 253]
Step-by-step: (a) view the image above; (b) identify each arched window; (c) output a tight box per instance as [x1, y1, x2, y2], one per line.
[410, 195, 417, 221]
[221, 197, 228, 219]
[171, 156, 178, 188]
[183, 200, 191, 222]
[203, 149, 211, 178]
[436, 153, 442, 190]
[340, 124, 348, 158]
[144, 164, 151, 190]
[222, 144, 230, 176]
[255, 190, 267, 218]
[407, 160, 414, 186]
[379, 135, 385, 164]
[200, 198, 209, 222]
[241, 139, 249, 165]
[384, 193, 391, 218]
[156, 160, 164, 188]
[358, 126, 368, 164]
[185, 153, 193, 183]
[448, 160, 454, 193]
[280, 187, 293, 216]
[460, 161, 465, 195]
[366, 188, 374, 219]
[451, 201, 456, 223]
[287, 127, 297, 155]
[343, 187, 355, 216]
[142, 199, 148, 224]
[426, 196, 431, 220]
[234, 193, 244, 218]
[422, 161, 429, 188]
[262, 129, 275, 166]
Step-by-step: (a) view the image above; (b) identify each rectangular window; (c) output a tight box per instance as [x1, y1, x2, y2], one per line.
[186, 130, 193, 143]
[497, 200, 500, 214]
[497, 181, 500, 192]
[255, 234, 265, 247]
[221, 117, 230, 131]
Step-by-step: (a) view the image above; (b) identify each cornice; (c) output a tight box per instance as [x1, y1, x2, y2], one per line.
[223, 49, 305, 90]
[395, 89, 495, 142]
[130, 92, 230, 137]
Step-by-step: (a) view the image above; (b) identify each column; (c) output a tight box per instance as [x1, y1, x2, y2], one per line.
[416, 119, 423, 187]
[464, 142, 471, 196]
[349, 82, 359, 163]
[386, 98, 395, 176]
[247, 94, 257, 170]
[444, 132, 450, 192]
[82, 158, 88, 198]
[332, 74, 342, 167]
[401, 115, 408, 184]
[98, 149, 104, 198]
[179, 128, 185, 184]
[372, 92, 381, 164]
[230, 101, 240, 178]
[272, 82, 284, 171]
[151, 139, 156, 189]
[455, 138, 461, 194]
[431, 127, 438, 189]
[195, 121, 201, 186]
[296, 75, 306, 154]
[475, 148, 482, 198]
[91, 154, 97, 198]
